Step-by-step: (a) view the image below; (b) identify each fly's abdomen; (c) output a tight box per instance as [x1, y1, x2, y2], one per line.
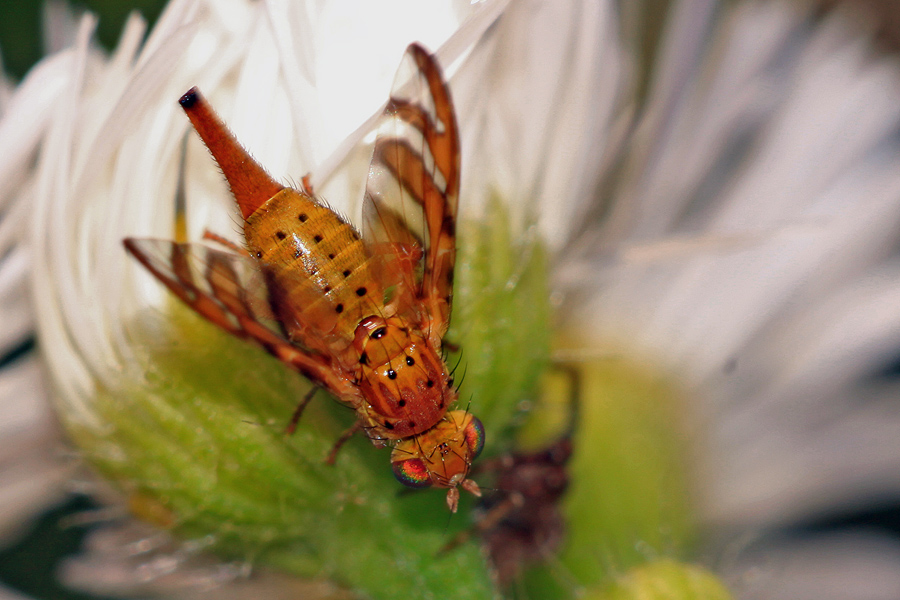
[244, 188, 384, 346]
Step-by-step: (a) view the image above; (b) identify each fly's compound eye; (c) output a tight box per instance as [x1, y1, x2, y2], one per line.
[464, 417, 486, 459]
[392, 458, 433, 488]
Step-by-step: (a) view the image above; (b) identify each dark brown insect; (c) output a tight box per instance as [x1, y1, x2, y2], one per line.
[475, 435, 573, 588]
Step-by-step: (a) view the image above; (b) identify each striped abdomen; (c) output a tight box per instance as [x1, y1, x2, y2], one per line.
[243, 188, 384, 349]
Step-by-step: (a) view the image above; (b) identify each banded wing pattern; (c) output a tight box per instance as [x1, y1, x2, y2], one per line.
[363, 44, 461, 345]
[123, 239, 353, 398]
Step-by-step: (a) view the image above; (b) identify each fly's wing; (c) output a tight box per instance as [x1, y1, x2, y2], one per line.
[123, 238, 354, 398]
[362, 44, 460, 340]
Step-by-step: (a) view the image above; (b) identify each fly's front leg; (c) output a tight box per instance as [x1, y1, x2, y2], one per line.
[301, 174, 315, 196]
[285, 386, 319, 435]
[203, 230, 246, 254]
[325, 422, 363, 465]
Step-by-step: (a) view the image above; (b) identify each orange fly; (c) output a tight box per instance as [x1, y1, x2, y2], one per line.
[123, 44, 483, 512]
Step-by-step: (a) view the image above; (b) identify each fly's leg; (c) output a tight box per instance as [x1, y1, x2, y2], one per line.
[301, 174, 315, 196]
[203, 230, 246, 254]
[285, 386, 319, 435]
[325, 422, 363, 465]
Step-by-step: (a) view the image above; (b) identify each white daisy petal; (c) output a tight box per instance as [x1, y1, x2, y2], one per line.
[560, 1, 900, 582]
[727, 531, 900, 600]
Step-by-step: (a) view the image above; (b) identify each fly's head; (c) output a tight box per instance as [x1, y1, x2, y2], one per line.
[390, 410, 485, 512]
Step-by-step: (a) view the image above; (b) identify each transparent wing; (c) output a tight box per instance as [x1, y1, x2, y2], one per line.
[123, 238, 350, 396]
[362, 43, 460, 338]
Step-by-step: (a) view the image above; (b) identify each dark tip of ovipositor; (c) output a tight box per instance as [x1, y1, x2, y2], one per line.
[179, 87, 200, 108]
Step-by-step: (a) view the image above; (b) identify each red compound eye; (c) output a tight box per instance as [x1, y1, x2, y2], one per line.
[392, 458, 432, 488]
[464, 417, 485, 459]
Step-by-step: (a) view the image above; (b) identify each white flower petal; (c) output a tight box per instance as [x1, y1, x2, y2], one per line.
[451, 0, 630, 245]
[0, 50, 74, 214]
[726, 531, 900, 600]
[0, 248, 32, 356]
[0, 358, 73, 545]
[566, 0, 900, 539]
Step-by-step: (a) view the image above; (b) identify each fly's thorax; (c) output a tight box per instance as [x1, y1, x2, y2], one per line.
[352, 316, 455, 439]
[242, 188, 383, 346]
[390, 411, 485, 491]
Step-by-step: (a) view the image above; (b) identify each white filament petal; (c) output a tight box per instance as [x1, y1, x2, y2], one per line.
[567, 1, 900, 541]
[727, 532, 900, 600]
